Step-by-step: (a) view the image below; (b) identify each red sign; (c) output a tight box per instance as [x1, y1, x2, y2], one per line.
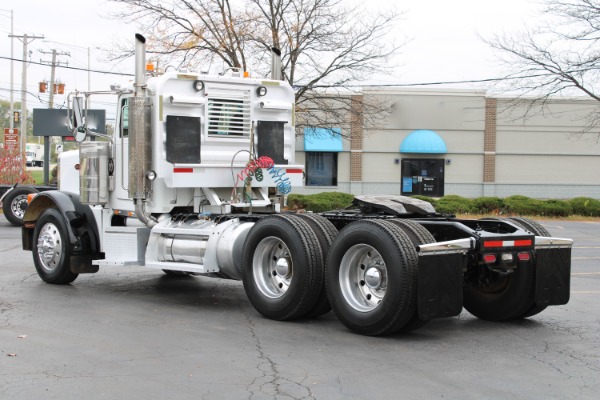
[63, 136, 75, 142]
[3, 128, 19, 150]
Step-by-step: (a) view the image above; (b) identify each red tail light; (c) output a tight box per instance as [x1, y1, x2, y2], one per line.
[483, 254, 497, 264]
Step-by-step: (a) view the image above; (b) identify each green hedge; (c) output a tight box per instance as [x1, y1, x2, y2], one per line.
[287, 192, 355, 213]
[287, 192, 600, 217]
[569, 197, 600, 217]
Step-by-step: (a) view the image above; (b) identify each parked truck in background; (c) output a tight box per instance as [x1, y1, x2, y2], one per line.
[25, 143, 44, 167]
[18, 34, 573, 336]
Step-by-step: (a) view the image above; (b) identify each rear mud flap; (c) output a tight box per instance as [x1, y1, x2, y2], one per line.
[535, 247, 571, 306]
[417, 253, 465, 320]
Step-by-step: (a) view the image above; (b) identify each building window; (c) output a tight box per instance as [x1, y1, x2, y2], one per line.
[401, 158, 445, 197]
[306, 152, 338, 186]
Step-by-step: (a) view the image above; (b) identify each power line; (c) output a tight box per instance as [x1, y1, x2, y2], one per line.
[0, 55, 133, 77]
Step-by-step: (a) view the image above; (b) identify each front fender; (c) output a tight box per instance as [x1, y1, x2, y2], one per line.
[22, 191, 100, 256]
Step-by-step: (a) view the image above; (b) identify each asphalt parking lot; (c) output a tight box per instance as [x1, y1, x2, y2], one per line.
[1, 215, 598, 399]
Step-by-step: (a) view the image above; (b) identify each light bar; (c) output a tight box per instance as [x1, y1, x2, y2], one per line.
[484, 239, 532, 248]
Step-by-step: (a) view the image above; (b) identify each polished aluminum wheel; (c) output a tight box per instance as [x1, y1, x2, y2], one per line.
[339, 244, 388, 312]
[252, 236, 293, 299]
[36, 222, 63, 272]
[10, 194, 29, 220]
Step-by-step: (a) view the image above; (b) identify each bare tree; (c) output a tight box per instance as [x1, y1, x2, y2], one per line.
[486, 0, 600, 141]
[107, 0, 404, 137]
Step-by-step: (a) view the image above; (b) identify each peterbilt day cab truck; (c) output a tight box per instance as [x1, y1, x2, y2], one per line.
[20, 34, 573, 336]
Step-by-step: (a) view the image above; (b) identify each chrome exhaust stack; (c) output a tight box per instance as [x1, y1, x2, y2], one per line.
[129, 33, 156, 227]
[271, 47, 282, 81]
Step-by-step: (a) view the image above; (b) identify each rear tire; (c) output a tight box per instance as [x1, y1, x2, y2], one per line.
[32, 209, 78, 284]
[242, 215, 323, 321]
[3, 186, 38, 226]
[326, 220, 418, 336]
[464, 217, 540, 321]
[387, 219, 436, 332]
[293, 213, 337, 318]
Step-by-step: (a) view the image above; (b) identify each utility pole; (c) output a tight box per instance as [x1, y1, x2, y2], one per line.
[40, 49, 70, 109]
[9, 10, 14, 129]
[9, 32, 44, 155]
[39, 48, 69, 185]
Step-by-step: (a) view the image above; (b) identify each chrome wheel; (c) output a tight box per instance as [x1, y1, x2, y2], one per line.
[36, 222, 63, 273]
[339, 244, 388, 312]
[252, 236, 293, 299]
[10, 194, 29, 219]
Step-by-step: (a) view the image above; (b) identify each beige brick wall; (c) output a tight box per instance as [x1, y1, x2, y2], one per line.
[483, 98, 497, 182]
[350, 95, 364, 181]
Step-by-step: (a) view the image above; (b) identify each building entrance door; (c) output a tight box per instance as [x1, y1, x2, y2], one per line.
[401, 158, 445, 197]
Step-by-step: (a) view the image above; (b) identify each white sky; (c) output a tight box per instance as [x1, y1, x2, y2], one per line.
[0, 0, 545, 121]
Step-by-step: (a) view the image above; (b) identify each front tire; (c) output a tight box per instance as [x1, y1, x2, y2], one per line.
[326, 220, 418, 336]
[3, 186, 38, 226]
[242, 215, 323, 321]
[32, 209, 78, 284]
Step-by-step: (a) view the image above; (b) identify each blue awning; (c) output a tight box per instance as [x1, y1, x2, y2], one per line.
[400, 129, 447, 154]
[304, 127, 343, 152]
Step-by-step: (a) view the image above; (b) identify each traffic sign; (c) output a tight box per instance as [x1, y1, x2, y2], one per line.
[3, 128, 19, 151]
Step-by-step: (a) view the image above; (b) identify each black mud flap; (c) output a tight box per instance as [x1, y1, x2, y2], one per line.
[70, 254, 100, 274]
[417, 253, 465, 320]
[535, 248, 571, 306]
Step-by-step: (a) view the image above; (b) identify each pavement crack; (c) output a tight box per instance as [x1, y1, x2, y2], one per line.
[243, 312, 315, 399]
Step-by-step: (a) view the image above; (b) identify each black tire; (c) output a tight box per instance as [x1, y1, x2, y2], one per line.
[242, 215, 323, 321]
[508, 217, 550, 236]
[32, 208, 78, 284]
[326, 220, 419, 336]
[387, 219, 436, 332]
[2, 186, 38, 226]
[293, 213, 338, 318]
[465, 217, 537, 321]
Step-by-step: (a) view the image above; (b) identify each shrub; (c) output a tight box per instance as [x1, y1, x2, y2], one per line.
[286, 191, 354, 212]
[435, 195, 475, 214]
[569, 197, 600, 217]
[286, 194, 306, 209]
[504, 195, 543, 216]
[539, 200, 572, 217]
[472, 197, 504, 214]
[0, 148, 35, 185]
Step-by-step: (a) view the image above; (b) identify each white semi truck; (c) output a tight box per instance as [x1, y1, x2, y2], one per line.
[25, 143, 44, 167]
[20, 35, 573, 336]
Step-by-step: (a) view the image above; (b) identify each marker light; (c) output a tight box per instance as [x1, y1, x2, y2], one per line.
[146, 171, 157, 181]
[193, 80, 204, 92]
[257, 86, 267, 96]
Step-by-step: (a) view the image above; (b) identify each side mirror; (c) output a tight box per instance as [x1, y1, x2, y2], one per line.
[72, 97, 86, 142]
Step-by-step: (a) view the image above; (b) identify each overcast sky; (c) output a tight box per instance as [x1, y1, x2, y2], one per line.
[0, 0, 545, 120]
